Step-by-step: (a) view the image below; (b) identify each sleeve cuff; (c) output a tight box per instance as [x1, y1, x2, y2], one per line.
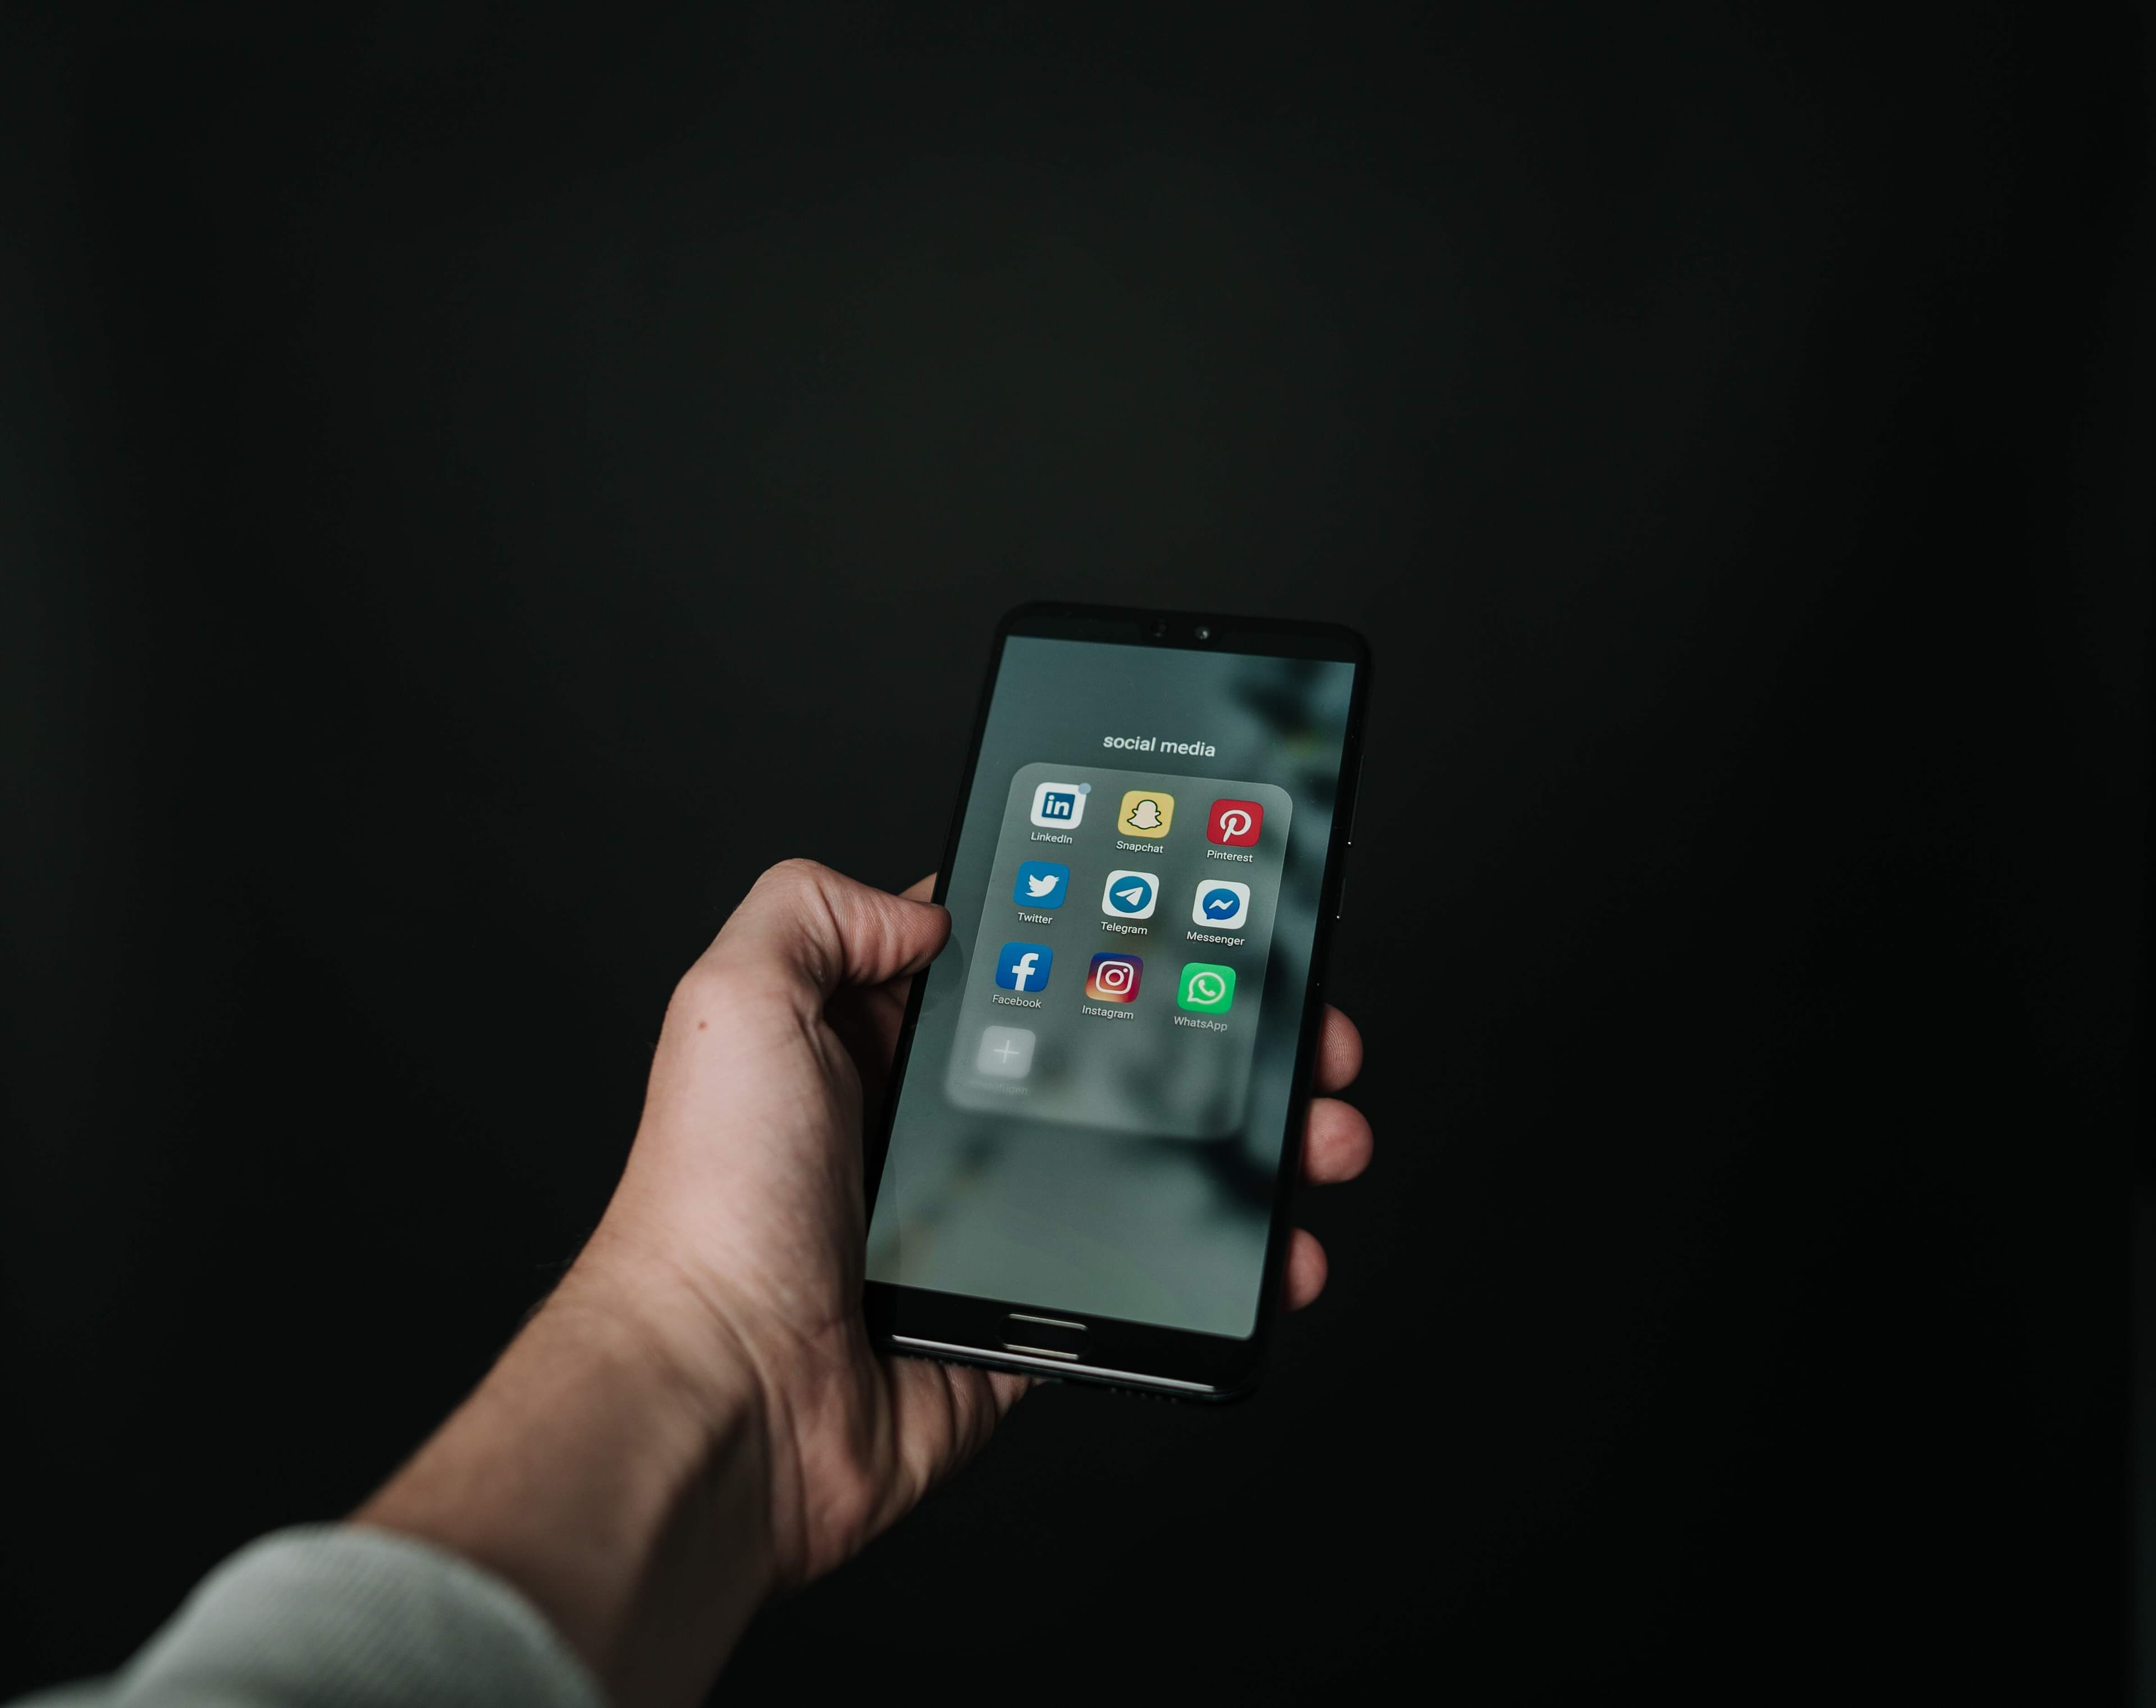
[104, 1524, 605, 1708]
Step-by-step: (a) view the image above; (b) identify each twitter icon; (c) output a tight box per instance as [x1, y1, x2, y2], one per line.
[1012, 860, 1070, 910]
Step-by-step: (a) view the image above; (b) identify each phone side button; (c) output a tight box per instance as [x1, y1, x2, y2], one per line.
[1000, 1312, 1086, 1359]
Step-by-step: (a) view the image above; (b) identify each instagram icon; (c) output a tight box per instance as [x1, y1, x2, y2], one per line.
[1084, 953, 1144, 1003]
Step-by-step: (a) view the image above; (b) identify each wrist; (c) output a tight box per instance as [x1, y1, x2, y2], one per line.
[358, 1258, 782, 1708]
[560, 1220, 865, 1591]
[545, 1247, 775, 1465]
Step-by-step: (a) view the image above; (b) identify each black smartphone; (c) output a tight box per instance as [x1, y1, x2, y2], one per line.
[864, 603, 1370, 1400]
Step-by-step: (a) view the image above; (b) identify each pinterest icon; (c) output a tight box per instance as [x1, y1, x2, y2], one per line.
[1207, 798, 1265, 847]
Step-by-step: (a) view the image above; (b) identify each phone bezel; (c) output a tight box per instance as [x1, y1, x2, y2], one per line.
[863, 602, 1371, 1400]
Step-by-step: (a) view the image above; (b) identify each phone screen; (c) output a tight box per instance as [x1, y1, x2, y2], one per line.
[867, 632, 1359, 1339]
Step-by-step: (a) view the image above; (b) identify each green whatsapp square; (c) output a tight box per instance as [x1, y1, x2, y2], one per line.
[1177, 961, 1237, 1014]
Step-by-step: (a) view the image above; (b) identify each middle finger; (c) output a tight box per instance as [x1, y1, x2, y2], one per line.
[1301, 1095, 1373, 1184]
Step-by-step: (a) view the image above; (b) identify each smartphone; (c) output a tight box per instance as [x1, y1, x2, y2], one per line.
[863, 604, 1369, 1400]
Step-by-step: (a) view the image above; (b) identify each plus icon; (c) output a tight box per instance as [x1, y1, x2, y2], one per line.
[974, 1025, 1036, 1079]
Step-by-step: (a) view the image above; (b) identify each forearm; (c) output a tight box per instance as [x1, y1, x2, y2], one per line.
[355, 1263, 775, 1708]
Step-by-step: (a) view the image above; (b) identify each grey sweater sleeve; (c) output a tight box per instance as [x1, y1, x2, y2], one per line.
[15, 1526, 605, 1708]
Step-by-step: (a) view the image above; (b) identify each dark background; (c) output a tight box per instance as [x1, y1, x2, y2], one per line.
[2, 4, 2146, 1701]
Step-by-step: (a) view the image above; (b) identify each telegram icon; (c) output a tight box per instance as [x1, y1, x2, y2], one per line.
[1100, 869, 1160, 919]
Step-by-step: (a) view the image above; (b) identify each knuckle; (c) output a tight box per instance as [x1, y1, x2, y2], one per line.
[753, 857, 828, 897]
[666, 962, 730, 1020]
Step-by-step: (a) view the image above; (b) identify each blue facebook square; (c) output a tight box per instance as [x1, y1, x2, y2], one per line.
[994, 942, 1054, 994]
[1012, 861, 1070, 908]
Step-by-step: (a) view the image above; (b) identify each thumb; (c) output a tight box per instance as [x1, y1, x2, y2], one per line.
[711, 858, 950, 1001]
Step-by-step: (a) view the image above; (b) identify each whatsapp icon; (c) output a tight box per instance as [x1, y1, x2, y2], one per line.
[1177, 962, 1237, 1015]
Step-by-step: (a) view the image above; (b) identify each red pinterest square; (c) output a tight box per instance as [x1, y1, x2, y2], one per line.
[1207, 798, 1264, 846]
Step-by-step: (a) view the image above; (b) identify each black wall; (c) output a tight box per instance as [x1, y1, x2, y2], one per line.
[2, 6, 2146, 1701]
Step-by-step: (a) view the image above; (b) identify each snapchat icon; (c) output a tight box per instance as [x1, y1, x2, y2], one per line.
[1117, 789, 1175, 838]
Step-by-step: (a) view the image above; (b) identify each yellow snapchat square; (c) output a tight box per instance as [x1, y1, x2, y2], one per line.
[1117, 789, 1175, 837]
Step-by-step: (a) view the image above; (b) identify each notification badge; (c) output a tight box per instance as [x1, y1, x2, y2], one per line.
[1084, 953, 1144, 1003]
[1207, 798, 1265, 847]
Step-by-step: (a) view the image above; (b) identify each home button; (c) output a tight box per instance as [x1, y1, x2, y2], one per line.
[999, 1313, 1086, 1360]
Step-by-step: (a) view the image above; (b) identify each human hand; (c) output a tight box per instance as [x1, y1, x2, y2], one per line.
[576, 859, 1372, 1583]
[362, 859, 1371, 1708]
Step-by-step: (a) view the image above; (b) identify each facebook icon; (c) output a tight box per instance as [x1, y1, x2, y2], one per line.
[994, 942, 1054, 993]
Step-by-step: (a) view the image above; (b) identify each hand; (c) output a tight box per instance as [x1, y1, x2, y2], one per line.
[588, 860, 1372, 1574]
[360, 860, 1372, 1708]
